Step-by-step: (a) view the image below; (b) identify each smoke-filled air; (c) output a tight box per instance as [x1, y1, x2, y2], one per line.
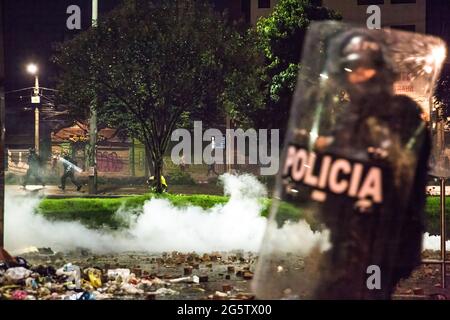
[4, 174, 319, 254]
[4, 174, 447, 254]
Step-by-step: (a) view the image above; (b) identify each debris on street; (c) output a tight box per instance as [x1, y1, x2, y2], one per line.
[0, 249, 257, 300]
[1, 248, 448, 300]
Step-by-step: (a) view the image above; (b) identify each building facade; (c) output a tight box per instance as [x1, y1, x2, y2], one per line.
[50, 122, 147, 177]
[322, 0, 426, 33]
[7, 121, 148, 178]
[250, 0, 279, 25]
[426, 0, 450, 62]
[248, 0, 426, 32]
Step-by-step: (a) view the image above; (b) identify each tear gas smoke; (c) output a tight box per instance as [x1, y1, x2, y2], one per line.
[5, 174, 326, 254]
[422, 233, 450, 251]
[4, 174, 445, 254]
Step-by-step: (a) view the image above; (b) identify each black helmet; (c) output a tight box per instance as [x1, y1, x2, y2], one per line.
[326, 30, 397, 87]
[343, 36, 383, 69]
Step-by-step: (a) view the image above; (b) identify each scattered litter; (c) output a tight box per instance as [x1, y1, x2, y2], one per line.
[11, 290, 28, 300]
[121, 283, 144, 295]
[169, 275, 199, 284]
[56, 263, 81, 290]
[107, 269, 131, 281]
[5, 267, 32, 282]
[155, 288, 179, 296]
[85, 268, 102, 288]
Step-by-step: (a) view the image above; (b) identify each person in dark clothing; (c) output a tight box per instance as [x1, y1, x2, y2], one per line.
[58, 153, 82, 191]
[22, 148, 45, 187]
[312, 31, 430, 300]
[207, 162, 218, 177]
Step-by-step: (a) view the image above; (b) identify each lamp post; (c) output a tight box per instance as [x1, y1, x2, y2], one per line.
[27, 63, 40, 153]
[88, 0, 98, 194]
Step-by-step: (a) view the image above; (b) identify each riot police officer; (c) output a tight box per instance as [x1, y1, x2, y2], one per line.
[22, 148, 45, 188]
[313, 30, 430, 299]
[58, 152, 82, 191]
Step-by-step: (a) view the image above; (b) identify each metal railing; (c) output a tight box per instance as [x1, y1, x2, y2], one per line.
[422, 177, 448, 288]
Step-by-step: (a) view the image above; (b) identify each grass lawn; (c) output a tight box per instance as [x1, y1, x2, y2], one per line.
[36, 194, 448, 235]
[37, 194, 229, 229]
[425, 196, 450, 236]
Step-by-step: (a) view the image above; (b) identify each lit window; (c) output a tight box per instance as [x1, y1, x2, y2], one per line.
[258, 0, 271, 9]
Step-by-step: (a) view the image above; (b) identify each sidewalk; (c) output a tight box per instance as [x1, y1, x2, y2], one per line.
[5, 183, 224, 198]
[5, 185, 146, 198]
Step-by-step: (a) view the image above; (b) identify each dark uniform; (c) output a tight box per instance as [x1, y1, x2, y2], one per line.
[313, 31, 429, 299]
[59, 155, 82, 191]
[23, 148, 45, 187]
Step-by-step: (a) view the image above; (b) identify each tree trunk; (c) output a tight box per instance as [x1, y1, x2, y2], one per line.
[144, 115, 177, 194]
[144, 144, 154, 177]
[144, 141, 164, 193]
[153, 156, 164, 193]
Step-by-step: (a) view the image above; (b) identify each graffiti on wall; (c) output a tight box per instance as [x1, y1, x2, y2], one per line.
[96, 151, 125, 173]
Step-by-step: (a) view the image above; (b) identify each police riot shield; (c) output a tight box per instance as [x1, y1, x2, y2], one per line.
[252, 21, 446, 300]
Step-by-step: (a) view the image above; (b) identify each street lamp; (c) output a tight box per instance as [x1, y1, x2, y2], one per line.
[27, 63, 39, 95]
[26, 63, 37, 75]
[27, 63, 40, 153]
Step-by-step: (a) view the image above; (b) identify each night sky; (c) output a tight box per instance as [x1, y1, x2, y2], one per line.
[4, 0, 121, 91]
[3, 0, 230, 92]
[2, 0, 450, 148]
[2, 0, 230, 148]
[3, 0, 122, 147]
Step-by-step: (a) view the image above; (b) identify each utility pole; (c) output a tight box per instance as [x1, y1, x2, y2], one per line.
[33, 74, 39, 153]
[88, 0, 98, 194]
[35, 108, 39, 153]
[0, 0, 14, 263]
[27, 63, 40, 152]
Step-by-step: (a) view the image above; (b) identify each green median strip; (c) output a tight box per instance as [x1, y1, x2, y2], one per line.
[36, 195, 448, 235]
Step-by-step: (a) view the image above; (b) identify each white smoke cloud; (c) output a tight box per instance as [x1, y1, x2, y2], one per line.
[263, 220, 331, 255]
[6, 174, 442, 255]
[3, 174, 269, 254]
[422, 233, 450, 251]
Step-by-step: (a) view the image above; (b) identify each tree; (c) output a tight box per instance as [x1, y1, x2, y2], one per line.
[254, 0, 340, 137]
[53, 0, 263, 192]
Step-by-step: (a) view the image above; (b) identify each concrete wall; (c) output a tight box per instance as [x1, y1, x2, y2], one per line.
[250, 0, 279, 25]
